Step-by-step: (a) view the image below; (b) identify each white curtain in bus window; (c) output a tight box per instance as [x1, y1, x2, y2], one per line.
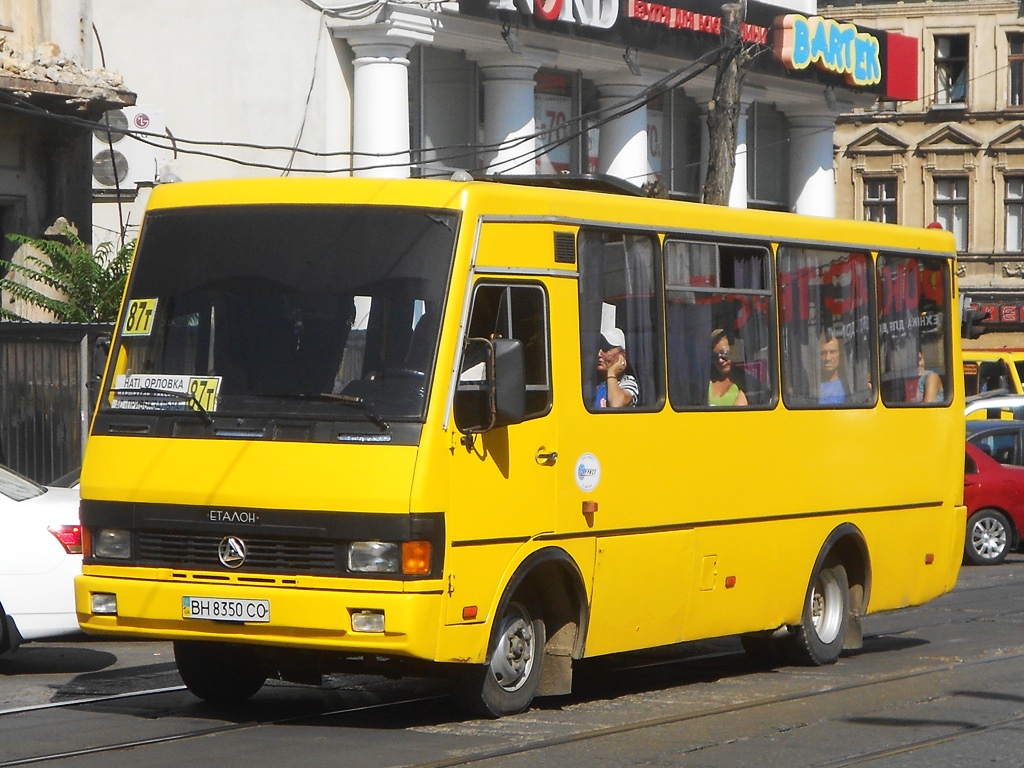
[778, 248, 875, 408]
[877, 255, 949, 405]
[664, 240, 774, 408]
[578, 230, 662, 409]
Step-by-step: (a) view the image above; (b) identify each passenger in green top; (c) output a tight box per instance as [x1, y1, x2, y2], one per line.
[708, 328, 748, 407]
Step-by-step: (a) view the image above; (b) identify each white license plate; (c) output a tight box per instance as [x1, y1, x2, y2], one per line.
[182, 596, 270, 623]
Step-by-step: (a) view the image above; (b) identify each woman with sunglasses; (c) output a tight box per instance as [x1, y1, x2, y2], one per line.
[708, 328, 748, 406]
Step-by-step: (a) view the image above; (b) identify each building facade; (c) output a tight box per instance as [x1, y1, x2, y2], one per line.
[826, 0, 1024, 347]
[90, 0, 918, 245]
[0, 1, 133, 266]
[0, 1, 134, 321]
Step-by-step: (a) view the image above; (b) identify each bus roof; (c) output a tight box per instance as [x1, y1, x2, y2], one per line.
[144, 176, 958, 256]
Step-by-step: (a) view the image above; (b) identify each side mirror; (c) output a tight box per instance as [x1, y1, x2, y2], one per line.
[454, 337, 526, 434]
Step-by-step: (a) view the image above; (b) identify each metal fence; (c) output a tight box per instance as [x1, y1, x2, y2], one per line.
[0, 323, 113, 484]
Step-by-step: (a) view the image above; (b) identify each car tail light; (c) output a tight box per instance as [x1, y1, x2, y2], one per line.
[48, 525, 83, 554]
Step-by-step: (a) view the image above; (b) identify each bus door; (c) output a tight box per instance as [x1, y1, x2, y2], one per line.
[445, 280, 557, 626]
[556, 228, 694, 657]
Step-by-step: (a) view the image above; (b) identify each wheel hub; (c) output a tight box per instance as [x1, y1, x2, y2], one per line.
[489, 604, 535, 692]
[810, 569, 843, 644]
[973, 518, 1007, 559]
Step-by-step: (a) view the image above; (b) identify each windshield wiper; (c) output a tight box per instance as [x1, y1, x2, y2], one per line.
[110, 387, 214, 425]
[286, 393, 389, 431]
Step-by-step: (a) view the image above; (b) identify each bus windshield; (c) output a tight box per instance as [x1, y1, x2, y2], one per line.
[104, 205, 458, 423]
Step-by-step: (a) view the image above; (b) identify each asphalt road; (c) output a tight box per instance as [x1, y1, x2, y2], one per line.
[3, 554, 1024, 767]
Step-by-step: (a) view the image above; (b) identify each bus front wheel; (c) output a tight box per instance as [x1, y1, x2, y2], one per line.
[787, 559, 849, 666]
[173, 640, 267, 704]
[456, 598, 546, 718]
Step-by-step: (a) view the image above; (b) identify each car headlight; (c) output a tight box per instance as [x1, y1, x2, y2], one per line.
[92, 528, 132, 559]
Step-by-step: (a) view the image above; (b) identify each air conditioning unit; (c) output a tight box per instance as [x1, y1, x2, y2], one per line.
[92, 106, 166, 191]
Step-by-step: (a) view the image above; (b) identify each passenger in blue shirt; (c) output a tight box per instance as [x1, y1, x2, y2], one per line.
[594, 328, 639, 408]
[819, 332, 847, 405]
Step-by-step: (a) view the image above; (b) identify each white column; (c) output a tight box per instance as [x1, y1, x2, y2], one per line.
[480, 60, 540, 175]
[789, 113, 837, 217]
[595, 81, 652, 186]
[349, 38, 413, 178]
[729, 100, 751, 209]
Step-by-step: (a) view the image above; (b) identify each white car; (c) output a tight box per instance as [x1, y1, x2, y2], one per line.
[0, 463, 82, 653]
[965, 394, 1024, 421]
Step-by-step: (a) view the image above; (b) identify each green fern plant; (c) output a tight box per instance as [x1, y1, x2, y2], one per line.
[0, 229, 134, 323]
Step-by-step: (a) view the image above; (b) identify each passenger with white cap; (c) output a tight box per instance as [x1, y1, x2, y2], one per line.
[594, 328, 639, 408]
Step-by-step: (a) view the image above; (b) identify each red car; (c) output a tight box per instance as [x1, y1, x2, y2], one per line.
[964, 440, 1024, 564]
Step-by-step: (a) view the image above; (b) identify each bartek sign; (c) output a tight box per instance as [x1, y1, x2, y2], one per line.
[773, 14, 882, 88]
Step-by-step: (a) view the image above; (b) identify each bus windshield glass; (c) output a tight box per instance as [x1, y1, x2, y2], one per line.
[105, 204, 458, 422]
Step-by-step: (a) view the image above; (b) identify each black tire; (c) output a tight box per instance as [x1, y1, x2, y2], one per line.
[787, 560, 850, 666]
[173, 640, 267, 704]
[455, 598, 546, 719]
[965, 509, 1012, 566]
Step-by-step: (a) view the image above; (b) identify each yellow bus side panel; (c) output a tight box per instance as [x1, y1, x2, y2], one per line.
[585, 530, 693, 657]
[560, 404, 963, 657]
[473, 222, 579, 272]
[854, 505, 965, 611]
[443, 543, 523, 627]
[435, 538, 596, 662]
[682, 522, 786, 642]
[676, 502, 963, 646]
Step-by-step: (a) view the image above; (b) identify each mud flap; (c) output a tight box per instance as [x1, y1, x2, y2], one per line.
[536, 650, 572, 696]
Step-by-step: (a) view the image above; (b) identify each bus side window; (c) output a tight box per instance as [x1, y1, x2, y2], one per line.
[578, 229, 663, 411]
[463, 282, 552, 419]
[778, 247, 875, 409]
[664, 239, 774, 409]
[877, 255, 951, 406]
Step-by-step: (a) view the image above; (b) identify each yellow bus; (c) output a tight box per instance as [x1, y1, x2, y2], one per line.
[76, 177, 964, 718]
[962, 350, 1024, 397]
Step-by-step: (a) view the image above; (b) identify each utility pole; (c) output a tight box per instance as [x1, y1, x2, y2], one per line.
[702, 1, 750, 206]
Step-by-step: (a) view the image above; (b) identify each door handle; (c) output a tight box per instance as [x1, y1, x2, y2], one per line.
[535, 449, 558, 465]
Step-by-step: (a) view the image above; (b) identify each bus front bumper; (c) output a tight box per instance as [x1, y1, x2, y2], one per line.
[75, 572, 445, 660]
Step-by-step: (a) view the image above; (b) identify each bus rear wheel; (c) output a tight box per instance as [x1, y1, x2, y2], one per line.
[456, 598, 545, 718]
[787, 559, 849, 666]
[173, 640, 267, 704]
[965, 509, 1011, 565]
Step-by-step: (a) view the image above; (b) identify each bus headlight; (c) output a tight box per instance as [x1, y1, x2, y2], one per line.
[92, 528, 132, 559]
[348, 541, 399, 573]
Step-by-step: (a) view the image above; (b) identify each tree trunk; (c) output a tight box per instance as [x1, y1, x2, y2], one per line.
[702, 1, 747, 206]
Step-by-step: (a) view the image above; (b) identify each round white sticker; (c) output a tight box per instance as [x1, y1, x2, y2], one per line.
[574, 453, 601, 493]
